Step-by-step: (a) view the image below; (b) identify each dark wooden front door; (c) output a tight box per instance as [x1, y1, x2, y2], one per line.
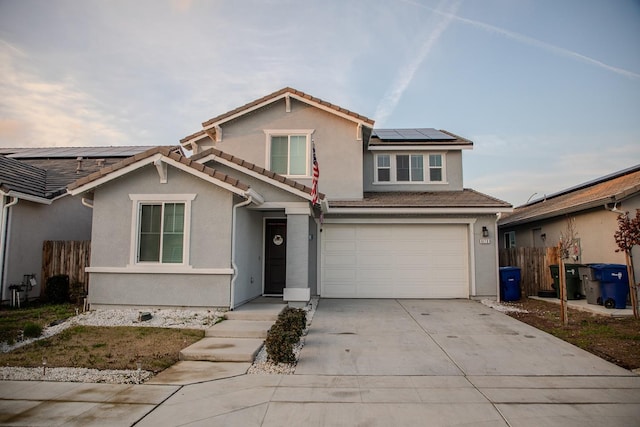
[264, 219, 287, 295]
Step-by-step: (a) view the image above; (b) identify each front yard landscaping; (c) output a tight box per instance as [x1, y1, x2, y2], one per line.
[503, 298, 640, 371]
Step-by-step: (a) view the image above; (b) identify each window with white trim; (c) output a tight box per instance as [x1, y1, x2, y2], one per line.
[377, 154, 390, 182]
[428, 154, 443, 182]
[265, 130, 313, 177]
[130, 194, 195, 265]
[374, 153, 445, 183]
[504, 231, 516, 249]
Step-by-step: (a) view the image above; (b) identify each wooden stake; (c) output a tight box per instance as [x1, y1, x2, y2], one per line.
[625, 251, 639, 319]
[558, 243, 568, 326]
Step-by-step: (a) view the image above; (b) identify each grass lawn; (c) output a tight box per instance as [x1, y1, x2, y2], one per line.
[0, 303, 77, 344]
[0, 303, 204, 373]
[504, 298, 640, 371]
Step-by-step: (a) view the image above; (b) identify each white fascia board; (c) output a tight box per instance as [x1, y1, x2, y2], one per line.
[196, 154, 313, 202]
[68, 154, 161, 196]
[327, 207, 513, 215]
[322, 218, 477, 225]
[202, 92, 371, 131]
[368, 145, 473, 151]
[86, 266, 234, 275]
[6, 191, 52, 205]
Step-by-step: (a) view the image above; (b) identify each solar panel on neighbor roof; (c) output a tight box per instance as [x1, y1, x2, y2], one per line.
[7, 146, 153, 159]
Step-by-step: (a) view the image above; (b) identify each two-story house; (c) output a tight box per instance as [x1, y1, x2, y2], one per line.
[68, 87, 511, 310]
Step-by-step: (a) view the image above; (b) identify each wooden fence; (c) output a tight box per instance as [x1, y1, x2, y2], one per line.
[499, 247, 560, 297]
[41, 240, 90, 298]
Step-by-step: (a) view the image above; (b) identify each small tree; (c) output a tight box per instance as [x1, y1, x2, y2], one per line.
[613, 209, 640, 319]
[557, 217, 579, 326]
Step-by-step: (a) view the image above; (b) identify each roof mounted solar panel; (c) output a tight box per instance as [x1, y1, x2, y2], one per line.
[372, 128, 456, 141]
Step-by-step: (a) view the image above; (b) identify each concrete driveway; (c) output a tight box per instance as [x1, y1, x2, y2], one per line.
[3, 299, 640, 426]
[296, 299, 631, 376]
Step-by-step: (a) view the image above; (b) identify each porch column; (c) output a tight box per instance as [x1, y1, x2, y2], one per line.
[285, 207, 311, 307]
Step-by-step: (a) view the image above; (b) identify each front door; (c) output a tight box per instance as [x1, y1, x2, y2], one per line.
[264, 219, 287, 295]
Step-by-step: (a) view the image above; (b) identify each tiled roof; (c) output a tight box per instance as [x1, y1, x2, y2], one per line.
[191, 147, 325, 200]
[329, 190, 511, 209]
[499, 165, 640, 226]
[3, 146, 163, 196]
[68, 146, 250, 192]
[181, 87, 375, 144]
[0, 156, 48, 198]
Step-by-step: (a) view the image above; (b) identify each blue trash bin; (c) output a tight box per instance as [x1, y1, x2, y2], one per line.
[590, 264, 629, 309]
[499, 267, 521, 302]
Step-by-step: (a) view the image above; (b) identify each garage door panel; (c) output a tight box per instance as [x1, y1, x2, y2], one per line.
[322, 223, 469, 298]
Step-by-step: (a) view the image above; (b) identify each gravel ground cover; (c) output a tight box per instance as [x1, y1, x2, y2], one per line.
[0, 300, 318, 382]
[0, 308, 223, 383]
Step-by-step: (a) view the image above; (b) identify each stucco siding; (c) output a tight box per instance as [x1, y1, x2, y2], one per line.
[87, 164, 235, 308]
[88, 273, 230, 309]
[363, 150, 464, 192]
[472, 215, 500, 297]
[500, 207, 628, 265]
[90, 165, 233, 269]
[210, 98, 363, 200]
[233, 205, 264, 306]
[3, 196, 92, 301]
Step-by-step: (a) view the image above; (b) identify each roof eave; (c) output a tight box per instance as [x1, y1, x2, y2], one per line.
[327, 206, 512, 215]
[202, 90, 374, 131]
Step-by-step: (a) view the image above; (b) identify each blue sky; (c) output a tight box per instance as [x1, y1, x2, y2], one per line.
[1, 0, 638, 206]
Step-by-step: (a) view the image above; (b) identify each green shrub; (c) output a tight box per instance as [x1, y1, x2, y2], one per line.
[23, 322, 43, 338]
[264, 307, 307, 364]
[45, 275, 70, 304]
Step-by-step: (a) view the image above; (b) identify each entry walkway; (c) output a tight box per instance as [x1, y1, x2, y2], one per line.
[1, 299, 639, 426]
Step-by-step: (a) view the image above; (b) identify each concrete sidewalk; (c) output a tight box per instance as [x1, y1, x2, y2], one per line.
[1, 299, 639, 426]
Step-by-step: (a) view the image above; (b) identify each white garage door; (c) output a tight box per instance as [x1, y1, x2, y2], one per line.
[321, 223, 469, 298]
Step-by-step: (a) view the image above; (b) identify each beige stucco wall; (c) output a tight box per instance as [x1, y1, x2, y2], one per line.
[500, 206, 628, 265]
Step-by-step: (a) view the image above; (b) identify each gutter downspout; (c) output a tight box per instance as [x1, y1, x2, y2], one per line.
[230, 196, 253, 310]
[0, 196, 19, 302]
[81, 198, 94, 209]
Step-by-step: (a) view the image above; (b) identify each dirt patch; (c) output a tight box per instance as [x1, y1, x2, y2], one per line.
[502, 298, 640, 371]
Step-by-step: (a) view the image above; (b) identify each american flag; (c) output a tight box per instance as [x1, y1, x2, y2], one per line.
[310, 140, 319, 205]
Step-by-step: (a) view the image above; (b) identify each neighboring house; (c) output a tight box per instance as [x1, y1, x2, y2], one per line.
[498, 164, 640, 279]
[68, 87, 511, 310]
[0, 146, 163, 303]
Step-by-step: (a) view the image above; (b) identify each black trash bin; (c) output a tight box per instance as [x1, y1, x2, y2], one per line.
[549, 264, 583, 300]
[499, 267, 521, 302]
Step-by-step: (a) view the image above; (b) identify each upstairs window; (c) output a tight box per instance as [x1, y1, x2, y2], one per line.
[375, 153, 444, 184]
[396, 154, 424, 182]
[265, 130, 314, 177]
[377, 154, 390, 182]
[429, 154, 443, 182]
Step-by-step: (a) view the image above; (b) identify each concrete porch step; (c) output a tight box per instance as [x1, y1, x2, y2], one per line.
[205, 320, 273, 339]
[224, 302, 286, 321]
[179, 337, 265, 363]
